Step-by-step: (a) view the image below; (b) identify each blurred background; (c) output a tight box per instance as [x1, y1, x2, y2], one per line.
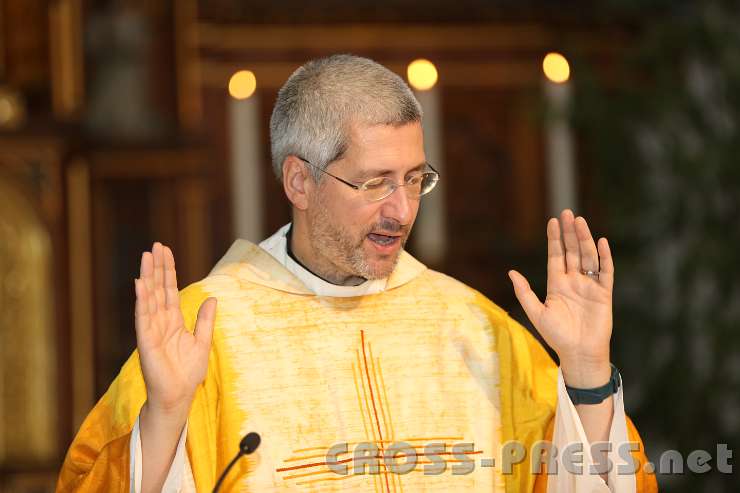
[0, 0, 738, 491]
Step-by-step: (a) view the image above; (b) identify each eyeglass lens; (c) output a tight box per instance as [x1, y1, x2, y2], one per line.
[362, 172, 438, 201]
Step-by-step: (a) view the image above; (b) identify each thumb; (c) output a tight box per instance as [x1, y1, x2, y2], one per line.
[508, 270, 544, 327]
[194, 297, 217, 349]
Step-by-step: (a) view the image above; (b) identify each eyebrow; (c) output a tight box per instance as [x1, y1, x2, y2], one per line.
[355, 162, 428, 180]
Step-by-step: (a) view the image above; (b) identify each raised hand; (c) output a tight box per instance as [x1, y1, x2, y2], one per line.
[508, 209, 613, 388]
[134, 242, 217, 414]
[135, 243, 217, 492]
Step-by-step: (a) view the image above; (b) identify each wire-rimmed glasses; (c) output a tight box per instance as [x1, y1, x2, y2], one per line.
[297, 156, 440, 202]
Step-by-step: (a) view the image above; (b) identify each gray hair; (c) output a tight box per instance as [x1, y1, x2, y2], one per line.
[269, 54, 423, 182]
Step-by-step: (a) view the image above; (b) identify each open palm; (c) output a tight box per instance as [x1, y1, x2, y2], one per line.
[134, 242, 217, 412]
[509, 210, 613, 369]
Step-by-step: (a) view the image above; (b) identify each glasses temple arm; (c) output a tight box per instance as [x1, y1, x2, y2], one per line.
[296, 156, 360, 190]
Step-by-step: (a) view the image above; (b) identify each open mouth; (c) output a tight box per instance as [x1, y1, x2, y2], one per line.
[367, 233, 400, 246]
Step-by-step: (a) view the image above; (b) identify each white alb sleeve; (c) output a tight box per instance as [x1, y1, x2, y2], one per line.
[129, 416, 194, 492]
[546, 368, 637, 493]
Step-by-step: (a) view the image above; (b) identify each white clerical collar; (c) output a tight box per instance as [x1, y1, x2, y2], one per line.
[258, 224, 388, 297]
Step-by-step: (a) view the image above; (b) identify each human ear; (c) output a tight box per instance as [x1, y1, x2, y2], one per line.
[282, 156, 310, 210]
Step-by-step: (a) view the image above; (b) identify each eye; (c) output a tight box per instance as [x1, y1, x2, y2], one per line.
[363, 177, 390, 190]
[406, 174, 424, 186]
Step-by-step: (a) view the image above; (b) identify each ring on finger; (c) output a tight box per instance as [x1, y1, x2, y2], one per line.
[580, 269, 600, 279]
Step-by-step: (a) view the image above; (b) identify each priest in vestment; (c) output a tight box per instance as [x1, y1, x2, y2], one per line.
[58, 55, 658, 492]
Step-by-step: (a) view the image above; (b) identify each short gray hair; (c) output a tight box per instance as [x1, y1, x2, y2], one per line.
[269, 54, 423, 182]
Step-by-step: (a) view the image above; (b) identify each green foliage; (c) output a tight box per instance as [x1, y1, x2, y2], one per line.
[572, 2, 740, 490]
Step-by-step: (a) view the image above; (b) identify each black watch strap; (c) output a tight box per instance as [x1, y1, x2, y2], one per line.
[565, 363, 621, 405]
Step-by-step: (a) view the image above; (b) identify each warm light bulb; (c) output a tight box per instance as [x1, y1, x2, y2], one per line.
[543, 52, 570, 84]
[0, 88, 25, 128]
[407, 59, 438, 91]
[0, 99, 13, 124]
[229, 70, 257, 100]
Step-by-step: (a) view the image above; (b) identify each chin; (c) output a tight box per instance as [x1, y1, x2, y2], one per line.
[361, 255, 400, 280]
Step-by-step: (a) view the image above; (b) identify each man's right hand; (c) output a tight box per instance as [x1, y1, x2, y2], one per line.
[134, 242, 217, 492]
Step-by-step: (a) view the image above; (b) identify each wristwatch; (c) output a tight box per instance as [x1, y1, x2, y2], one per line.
[565, 363, 621, 405]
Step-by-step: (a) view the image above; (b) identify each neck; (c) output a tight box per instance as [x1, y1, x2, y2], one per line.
[288, 221, 367, 286]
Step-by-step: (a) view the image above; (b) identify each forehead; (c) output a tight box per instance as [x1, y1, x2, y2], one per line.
[344, 121, 426, 172]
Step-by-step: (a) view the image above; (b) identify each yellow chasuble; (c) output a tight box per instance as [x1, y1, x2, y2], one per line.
[58, 239, 656, 492]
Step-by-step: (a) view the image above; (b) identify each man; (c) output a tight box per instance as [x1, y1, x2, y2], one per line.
[58, 55, 657, 492]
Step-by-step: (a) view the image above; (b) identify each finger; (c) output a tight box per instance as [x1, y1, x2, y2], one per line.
[560, 209, 581, 273]
[163, 246, 180, 310]
[546, 218, 566, 276]
[508, 270, 544, 327]
[597, 238, 615, 290]
[140, 252, 157, 315]
[140, 251, 153, 279]
[163, 246, 185, 331]
[575, 216, 599, 273]
[134, 278, 150, 331]
[194, 297, 217, 350]
[152, 242, 166, 310]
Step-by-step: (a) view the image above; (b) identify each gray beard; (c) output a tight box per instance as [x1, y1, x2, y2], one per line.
[307, 196, 407, 282]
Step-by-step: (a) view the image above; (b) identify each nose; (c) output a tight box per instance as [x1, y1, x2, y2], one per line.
[380, 185, 414, 225]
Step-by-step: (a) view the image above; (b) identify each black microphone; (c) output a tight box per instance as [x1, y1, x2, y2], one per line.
[212, 432, 261, 493]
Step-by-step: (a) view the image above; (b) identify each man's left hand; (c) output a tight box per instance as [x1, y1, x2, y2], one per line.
[508, 209, 613, 388]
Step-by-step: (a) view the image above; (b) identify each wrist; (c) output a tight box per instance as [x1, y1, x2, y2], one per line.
[565, 363, 620, 406]
[141, 397, 192, 430]
[559, 356, 611, 389]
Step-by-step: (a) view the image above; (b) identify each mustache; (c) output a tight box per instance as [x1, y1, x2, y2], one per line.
[367, 218, 408, 235]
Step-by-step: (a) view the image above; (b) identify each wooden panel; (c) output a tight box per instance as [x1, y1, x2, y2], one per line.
[49, 0, 84, 119]
[0, 176, 58, 464]
[442, 86, 546, 306]
[1, 0, 49, 88]
[0, 135, 73, 490]
[88, 148, 213, 395]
